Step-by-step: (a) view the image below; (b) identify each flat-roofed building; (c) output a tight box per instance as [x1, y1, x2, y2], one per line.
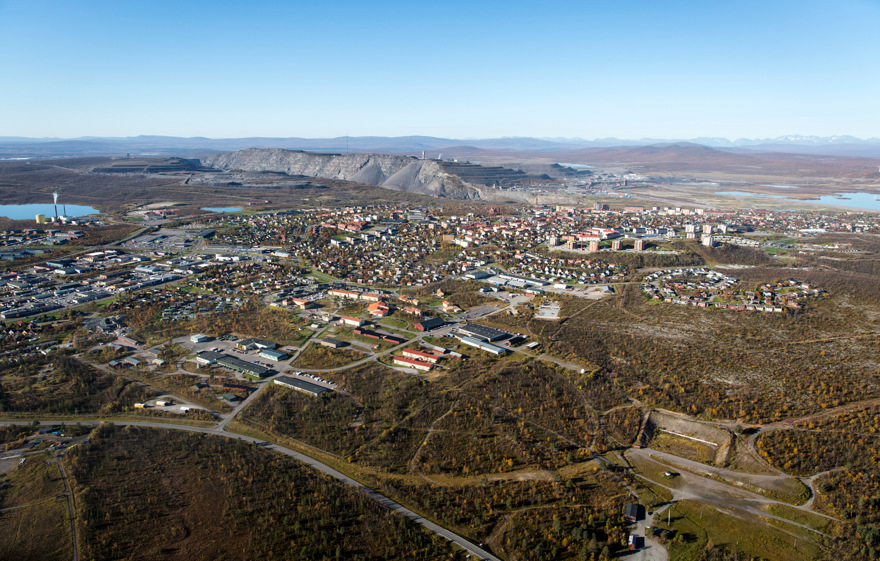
[456, 324, 508, 342]
[464, 270, 492, 280]
[457, 335, 507, 355]
[216, 355, 271, 378]
[196, 350, 226, 365]
[237, 338, 276, 351]
[274, 375, 330, 397]
[316, 337, 346, 349]
[259, 349, 289, 361]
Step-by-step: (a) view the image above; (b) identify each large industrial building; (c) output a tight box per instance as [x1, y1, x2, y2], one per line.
[455, 324, 509, 343]
[457, 336, 507, 355]
[274, 376, 330, 397]
[216, 355, 271, 378]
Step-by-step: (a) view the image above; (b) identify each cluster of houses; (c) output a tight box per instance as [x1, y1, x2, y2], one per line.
[0, 262, 185, 320]
[0, 228, 83, 253]
[642, 269, 824, 312]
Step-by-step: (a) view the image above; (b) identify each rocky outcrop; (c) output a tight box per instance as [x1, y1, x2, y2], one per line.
[200, 148, 481, 199]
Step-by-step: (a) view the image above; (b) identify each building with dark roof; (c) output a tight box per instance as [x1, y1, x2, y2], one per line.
[216, 355, 271, 377]
[196, 350, 226, 365]
[274, 376, 330, 397]
[316, 337, 346, 349]
[415, 317, 445, 331]
[237, 338, 276, 351]
[456, 324, 508, 342]
[623, 503, 644, 522]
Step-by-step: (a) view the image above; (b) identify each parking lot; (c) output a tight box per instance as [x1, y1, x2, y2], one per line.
[143, 395, 205, 413]
[167, 334, 296, 380]
[455, 303, 505, 321]
[534, 301, 561, 320]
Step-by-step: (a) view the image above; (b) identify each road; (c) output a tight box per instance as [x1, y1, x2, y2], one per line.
[214, 375, 274, 432]
[629, 504, 671, 561]
[53, 457, 80, 561]
[0, 419, 500, 561]
[626, 447, 835, 536]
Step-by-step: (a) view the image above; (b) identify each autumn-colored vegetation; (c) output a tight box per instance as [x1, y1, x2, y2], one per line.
[66, 425, 459, 560]
[756, 429, 879, 476]
[813, 469, 880, 560]
[0, 455, 71, 561]
[403, 278, 500, 309]
[0, 356, 157, 416]
[291, 344, 365, 369]
[381, 475, 629, 560]
[481, 282, 880, 424]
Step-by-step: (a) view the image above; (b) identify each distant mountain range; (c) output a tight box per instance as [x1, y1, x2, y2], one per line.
[2, 135, 880, 158]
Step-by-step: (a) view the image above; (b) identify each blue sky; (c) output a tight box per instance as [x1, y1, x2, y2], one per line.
[1, 0, 878, 139]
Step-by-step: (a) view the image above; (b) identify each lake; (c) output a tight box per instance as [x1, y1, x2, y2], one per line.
[0, 203, 100, 220]
[715, 191, 880, 211]
[202, 207, 242, 213]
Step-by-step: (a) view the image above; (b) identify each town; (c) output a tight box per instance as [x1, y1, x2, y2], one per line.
[2, 199, 879, 561]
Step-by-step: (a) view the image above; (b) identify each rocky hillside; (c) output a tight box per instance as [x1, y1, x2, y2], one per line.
[200, 149, 480, 199]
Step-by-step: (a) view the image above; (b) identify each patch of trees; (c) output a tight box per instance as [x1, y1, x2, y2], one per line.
[796, 404, 880, 435]
[413, 394, 580, 476]
[0, 356, 157, 415]
[813, 468, 880, 560]
[756, 429, 879, 476]
[66, 425, 458, 561]
[484, 288, 880, 423]
[118, 370, 231, 413]
[448, 360, 599, 445]
[243, 365, 444, 473]
[0, 425, 32, 451]
[403, 279, 499, 308]
[554, 248, 705, 272]
[602, 407, 643, 448]
[381, 475, 628, 560]
[291, 345, 363, 369]
[680, 241, 775, 267]
[245, 358, 639, 477]
[701, 545, 757, 561]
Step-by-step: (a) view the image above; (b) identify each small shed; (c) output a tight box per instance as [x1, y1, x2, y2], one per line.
[623, 503, 644, 523]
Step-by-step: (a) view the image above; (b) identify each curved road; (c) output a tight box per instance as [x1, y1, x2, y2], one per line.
[1, 419, 500, 561]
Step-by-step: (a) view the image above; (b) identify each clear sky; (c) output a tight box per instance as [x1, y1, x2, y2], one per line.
[1, 0, 878, 140]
